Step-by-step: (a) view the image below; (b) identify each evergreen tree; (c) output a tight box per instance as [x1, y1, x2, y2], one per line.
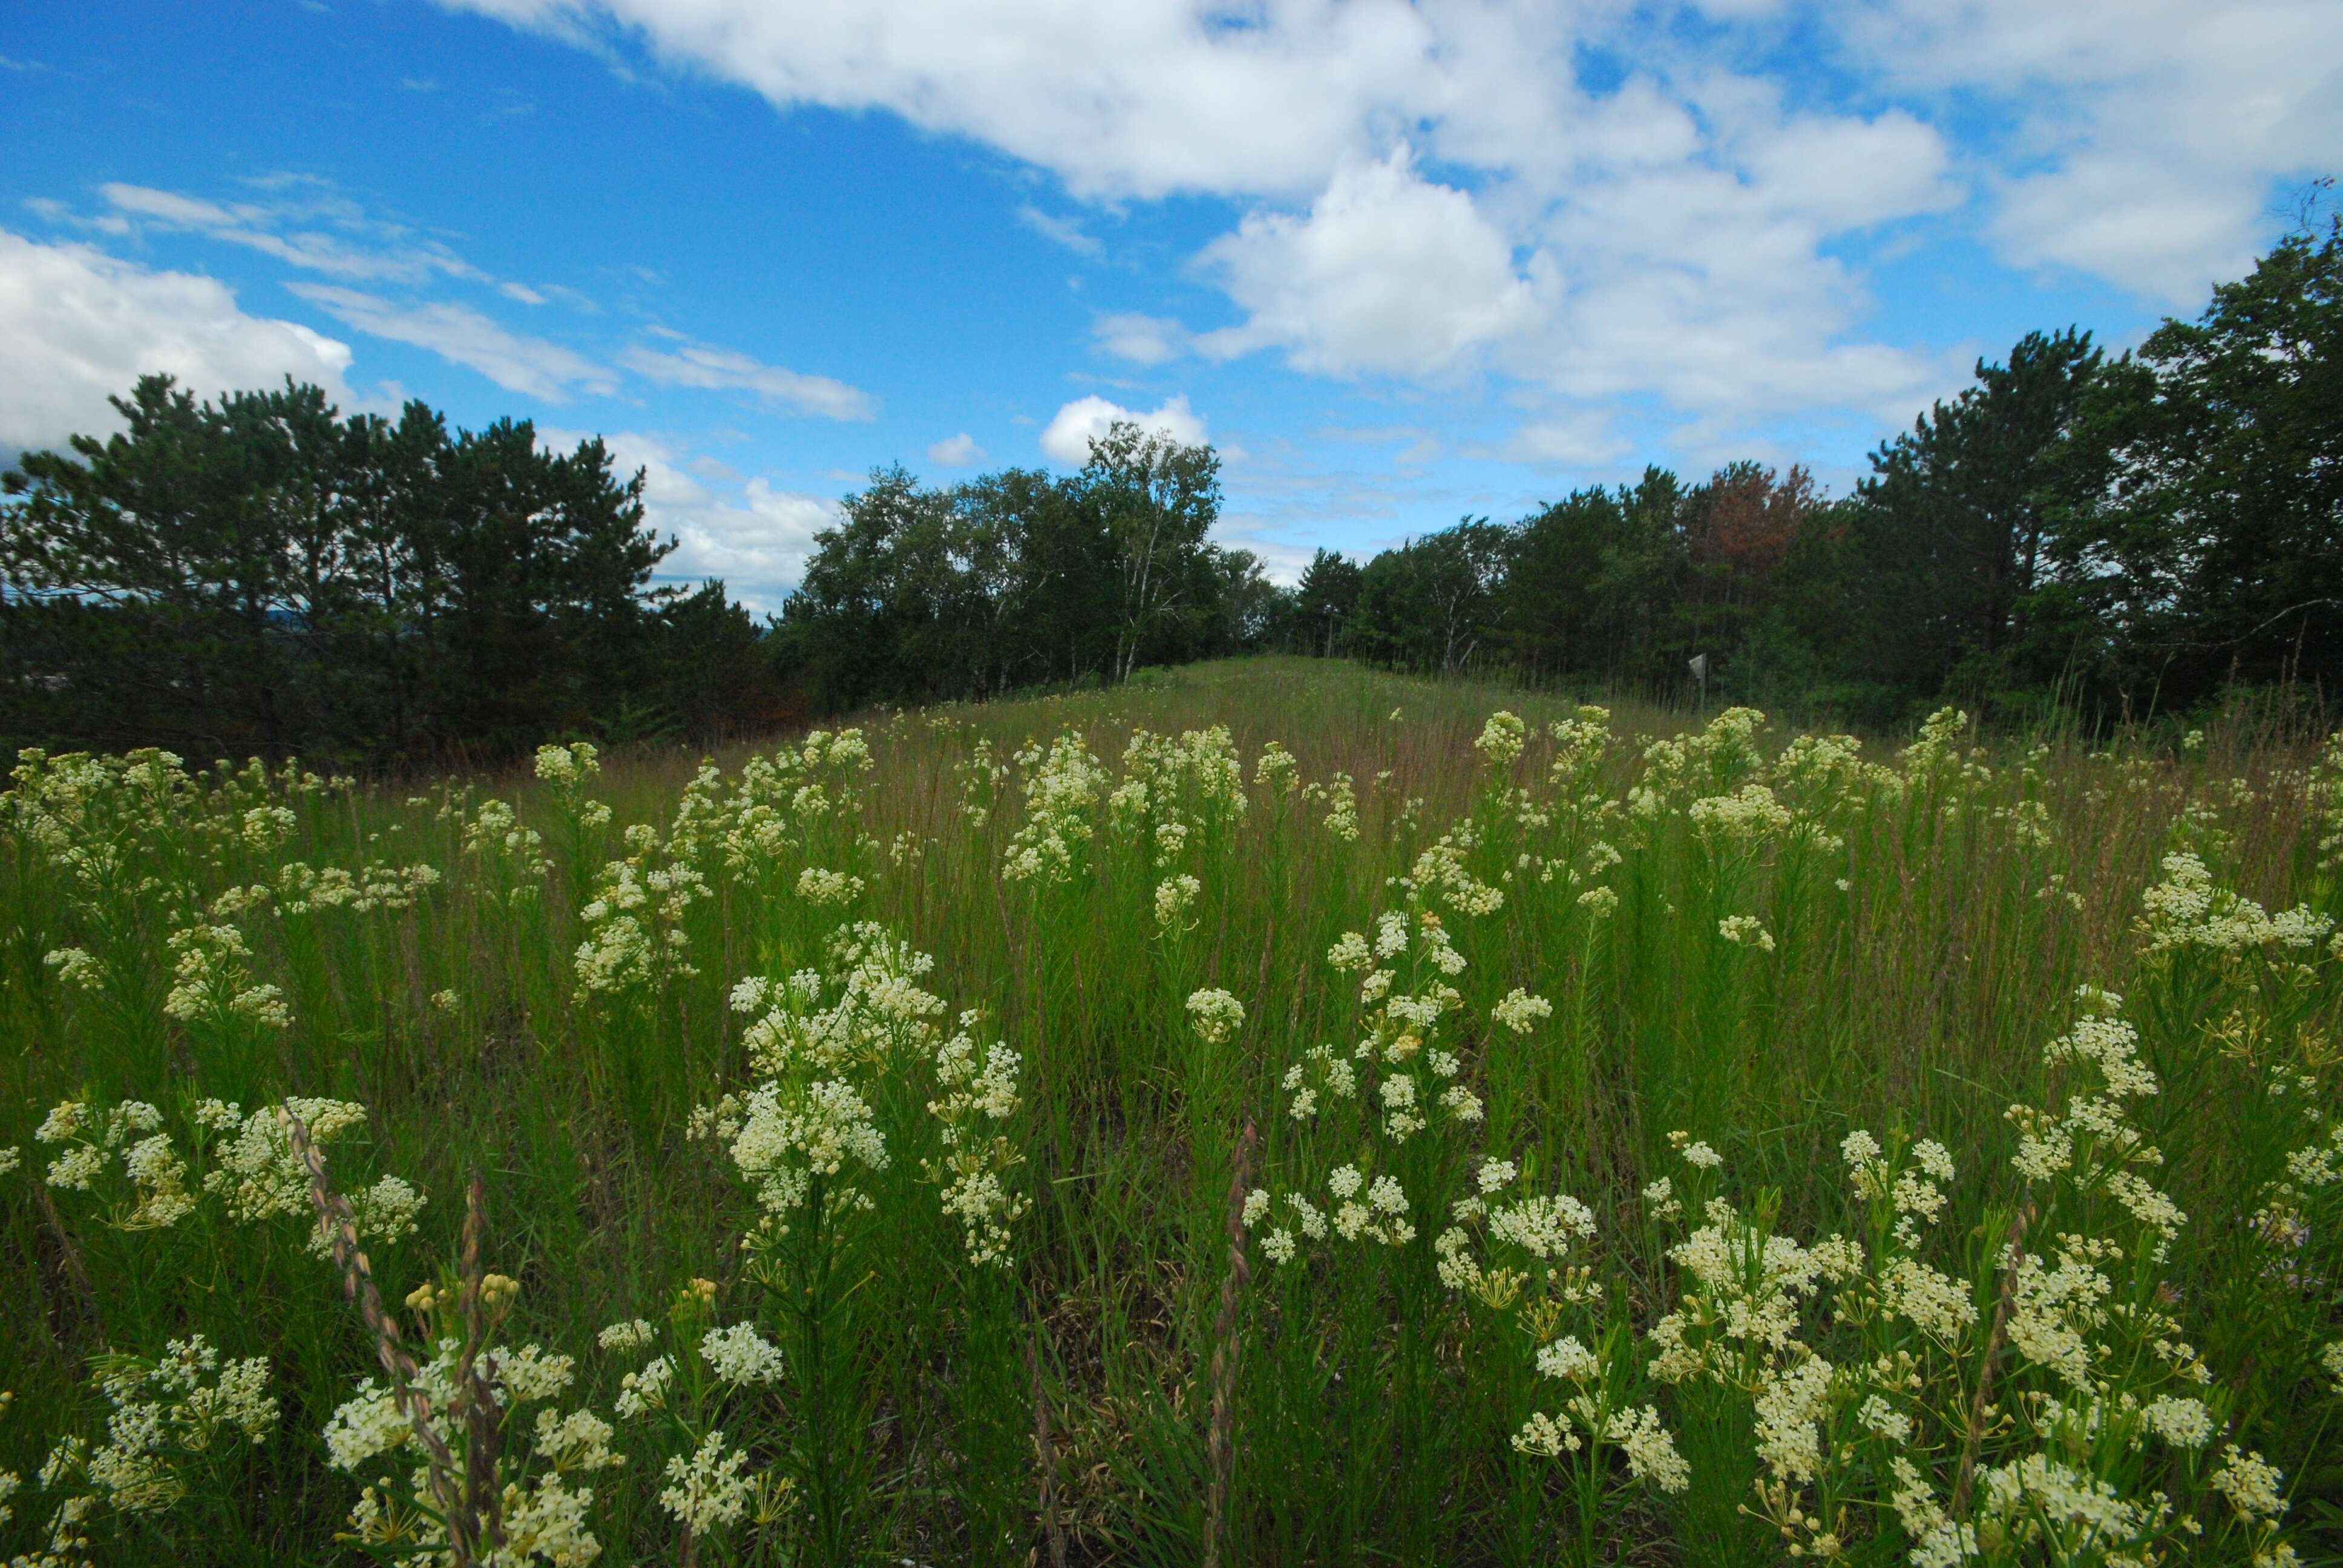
[1852, 328, 2105, 696]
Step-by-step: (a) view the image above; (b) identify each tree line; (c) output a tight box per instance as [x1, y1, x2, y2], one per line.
[0, 379, 777, 763]
[1304, 211, 2341, 724]
[771, 422, 1284, 711]
[3, 206, 2333, 758]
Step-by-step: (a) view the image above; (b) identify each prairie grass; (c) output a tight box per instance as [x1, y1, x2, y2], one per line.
[1, 655, 2339, 1567]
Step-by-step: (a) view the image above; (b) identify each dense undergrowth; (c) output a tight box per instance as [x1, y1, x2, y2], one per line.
[2, 656, 2341, 1567]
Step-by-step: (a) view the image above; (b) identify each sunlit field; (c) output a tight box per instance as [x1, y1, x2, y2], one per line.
[3, 656, 2340, 1567]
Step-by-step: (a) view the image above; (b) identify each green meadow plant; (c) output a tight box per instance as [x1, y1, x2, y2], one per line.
[1, 658, 2339, 1566]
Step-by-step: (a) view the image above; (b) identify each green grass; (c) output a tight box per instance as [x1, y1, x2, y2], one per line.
[2, 655, 2340, 1567]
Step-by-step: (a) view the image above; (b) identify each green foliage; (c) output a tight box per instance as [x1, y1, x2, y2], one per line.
[0, 377, 787, 763]
[1326, 218, 2341, 730]
[776, 422, 1279, 711]
[2044, 211, 2343, 711]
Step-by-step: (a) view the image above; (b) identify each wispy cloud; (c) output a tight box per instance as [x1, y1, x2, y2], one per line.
[618, 333, 877, 420]
[1092, 312, 1190, 366]
[98, 181, 490, 286]
[1017, 204, 1101, 256]
[289, 283, 617, 400]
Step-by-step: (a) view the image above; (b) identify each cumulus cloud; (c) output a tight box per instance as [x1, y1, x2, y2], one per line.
[442, 0, 2343, 448]
[618, 334, 877, 420]
[1847, 0, 2343, 302]
[1197, 147, 1552, 379]
[926, 432, 985, 467]
[445, 0, 1435, 201]
[545, 426, 837, 607]
[289, 283, 617, 400]
[1040, 394, 1207, 464]
[0, 229, 353, 456]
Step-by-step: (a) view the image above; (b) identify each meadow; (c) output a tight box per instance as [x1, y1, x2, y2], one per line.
[1, 655, 2339, 1567]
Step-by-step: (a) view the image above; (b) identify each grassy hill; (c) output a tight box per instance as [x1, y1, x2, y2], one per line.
[2, 656, 2338, 1566]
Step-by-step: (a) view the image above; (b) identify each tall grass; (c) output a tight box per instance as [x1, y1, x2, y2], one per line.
[1, 655, 2339, 1566]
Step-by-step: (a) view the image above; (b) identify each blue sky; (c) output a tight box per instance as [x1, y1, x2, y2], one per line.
[4, 0, 2335, 607]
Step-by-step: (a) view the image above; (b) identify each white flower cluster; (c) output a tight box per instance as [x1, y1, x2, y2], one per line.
[328, 1327, 617, 1568]
[1490, 987, 1551, 1034]
[699, 1322, 787, 1387]
[660, 1431, 753, 1535]
[460, 797, 552, 903]
[1121, 725, 1249, 828]
[162, 923, 291, 1031]
[1404, 828, 1504, 917]
[2137, 851, 2332, 957]
[2310, 726, 2343, 872]
[1648, 1158, 1864, 1387]
[795, 865, 864, 907]
[1312, 771, 1360, 841]
[1153, 874, 1201, 932]
[1185, 987, 1245, 1045]
[18, 1335, 274, 1553]
[533, 740, 601, 786]
[1434, 1159, 1601, 1313]
[1254, 742, 1300, 794]
[1326, 1164, 1414, 1246]
[926, 1014, 1030, 1266]
[1843, 1128, 1955, 1244]
[1688, 783, 1795, 843]
[1279, 1044, 1358, 1122]
[271, 857, 444, 915]
[197, 1096, 368, 1226]
[1898, 705, 1976, 780]
[1003, 731, 1107, 884]
[1635, 970, 2266, 1568]
[82, 1336, 277, 1515]
[613, 1356, 675, 1422]
[718, 1077, 888, 1221]
[1633, 708, 1770, 813]
[6, 747, 198, 901]
[2007, 987, 2187, 1252]
[36, 1100, 195, 1230]
[1474, 711, 1526, 766]
[573, 852, 707, 998]
[730, 923, 946, 1079]
[596, 1319, 655, 1352]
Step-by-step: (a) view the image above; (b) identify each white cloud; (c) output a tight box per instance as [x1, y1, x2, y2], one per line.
[289, 283, 618, 400]
[1196, 146, 1551, 378]
[545, 426, 837, 607]
[98, 181, 490, 286]
[1017, 204, 1101, 256]
[444, 0, 2343, 440]
[618, 335, 877, 420]
[1848, 0, 2343, 302]
[0, 229, 353, 455]
[1040, 394, 1207, 464]
[926, 432, 986, 467]
[1093, 312, 1190, 366]
[1207, 514, 1317, 585]
[447, 0, 1440, 201]
[1505, 414, 1631, 469]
